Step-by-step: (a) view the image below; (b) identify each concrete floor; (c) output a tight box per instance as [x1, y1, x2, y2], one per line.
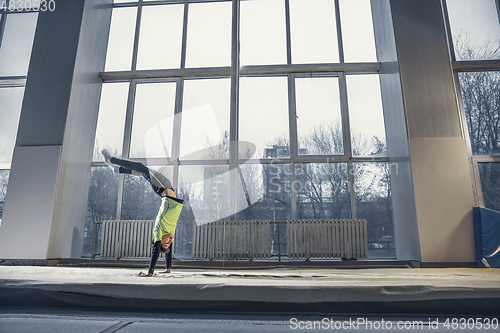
[0, 266, 499, 316]
[2, 310, 500, 333]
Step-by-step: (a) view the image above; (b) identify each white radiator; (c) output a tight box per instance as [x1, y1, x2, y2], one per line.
[100, 220, 154, 258]
[192, 220, 271, 259]
[287, 219, 368, 259]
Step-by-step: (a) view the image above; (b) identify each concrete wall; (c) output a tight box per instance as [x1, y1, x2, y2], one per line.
[0, 0, 113, 259]
[390, 0, 475, 264]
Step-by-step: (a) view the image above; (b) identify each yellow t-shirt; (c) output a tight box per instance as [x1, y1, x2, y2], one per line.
[153, 196, 184, 242]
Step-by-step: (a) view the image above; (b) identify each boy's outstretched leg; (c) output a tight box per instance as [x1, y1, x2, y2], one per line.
[102, 149, 151, 179]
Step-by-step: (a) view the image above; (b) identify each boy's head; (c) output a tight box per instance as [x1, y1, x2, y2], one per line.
[161, 233, 174, 253]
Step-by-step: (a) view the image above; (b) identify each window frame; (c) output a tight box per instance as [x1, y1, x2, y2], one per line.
[444, 0, 500, 208]
[96, 0, 391, 254]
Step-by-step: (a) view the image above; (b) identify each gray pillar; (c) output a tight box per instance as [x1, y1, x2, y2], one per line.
[371, 0, 421, 262]
[389, 0, 475, 264]
[0, 0, 113, 259]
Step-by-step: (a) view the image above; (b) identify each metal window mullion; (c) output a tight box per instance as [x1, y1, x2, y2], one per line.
[284, 0, 292, 65]
[0, 76, 26, 87]
[338, 72, 355, 218]
[471, 158, 485, 208]
[122, 80, 137, 159]
[179, 159, 230, 165]
[454, 71, 472, 156]
[285, 0, 297, 219]
[116, 80, 138, 220]
[338, 73, 352, 162]
[496, 0, 500, 26]
[180, 0, 189, 69]
[454, 70, 483, 207]
[229, 0, 239, 219]
[130, 0, 143, 71]
[99, 62, 380, 81]
[441, 0, 456, 62]
[0, 8, 7, 50]
[472, 155, 500, 163]
[347, 160, 356, 219]
[172, 77, 184, 190]
[139, 0, 232, 5]
[334, 0, 345, 64]
[288, 74, 298, 219]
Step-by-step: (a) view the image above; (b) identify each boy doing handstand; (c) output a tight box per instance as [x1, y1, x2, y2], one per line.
[102, 149, 184, 277]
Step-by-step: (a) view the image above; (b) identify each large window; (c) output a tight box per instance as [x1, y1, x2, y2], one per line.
[86, 0, 394, 259]
[0, 3, 38, 220]
[445, 0, 500, 212]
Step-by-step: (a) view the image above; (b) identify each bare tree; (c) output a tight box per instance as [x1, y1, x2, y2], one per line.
[0, 170, 10, 219]
[454, 33, 500, 212]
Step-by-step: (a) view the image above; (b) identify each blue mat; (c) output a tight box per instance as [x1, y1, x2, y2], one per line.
[473, 207, 500, 268]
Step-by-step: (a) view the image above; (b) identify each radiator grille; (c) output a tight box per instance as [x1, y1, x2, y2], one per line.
[192, 220, 271, 259]
[287, 219, 368, 259]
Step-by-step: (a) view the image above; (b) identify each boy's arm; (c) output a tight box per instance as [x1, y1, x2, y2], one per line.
[146, 241, 162, 276]
[158, 241, 173, 274]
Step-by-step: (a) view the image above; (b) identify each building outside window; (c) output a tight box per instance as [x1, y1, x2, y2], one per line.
[85, 0, 395, 259]
[0, 2, 38, 221]
[445, 0, 500, 212]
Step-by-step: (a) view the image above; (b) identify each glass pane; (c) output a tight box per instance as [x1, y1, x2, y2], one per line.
[354, 162, 395, 258]
[178, 165, 230, 258]
[84, 166, 120, 257]
[185, 2, 231, 68]
[121, 165, 173, 220]
[240, 0, 287, 66]
[239, 76, 289, 159]
[180, 79, 230, 159]
[0, 13, 38, 76]
[136, 4, 183, 70]
[179, 164, 229, 219]
[104, 7, 137, 71]
[295, 77, 343, 155]
[339, 0, 377, 62]
[459, 71, 500, 155]
[237, 163, 292, 221]
[0, 170, 9, 220]
[0, 87, 24, 165]
[93, 83, 129, 162]
[129, 82, 177, 159]
[446, 0, 500, 60]
[346, 75, 387, 157]
[289, 0, 338, 64]
[296, 163, 351, 219]
[478, 163, 500, 212]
